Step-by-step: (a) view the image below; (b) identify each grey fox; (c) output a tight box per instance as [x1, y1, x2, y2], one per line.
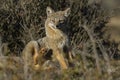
[22, 7, 73, 70]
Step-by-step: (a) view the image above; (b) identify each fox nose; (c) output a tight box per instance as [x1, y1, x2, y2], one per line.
[57, 22, 64, 29]
[56, 23, 61, 29]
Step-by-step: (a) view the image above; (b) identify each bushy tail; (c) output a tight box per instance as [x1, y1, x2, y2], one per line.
[22, 41, 39, 80]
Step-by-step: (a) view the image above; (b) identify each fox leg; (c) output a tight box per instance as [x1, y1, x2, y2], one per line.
[33, 47, 47, 69]
[54, 50, 68, 69]
[39, 48, 47, 56]
[34, 47, 47, 64]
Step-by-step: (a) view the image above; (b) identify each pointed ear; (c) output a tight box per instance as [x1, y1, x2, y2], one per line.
[46, 7, 54, 16]
[64, 8, 71, 17]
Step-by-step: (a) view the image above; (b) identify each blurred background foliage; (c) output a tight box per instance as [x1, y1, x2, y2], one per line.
[0, 0, 110, 55]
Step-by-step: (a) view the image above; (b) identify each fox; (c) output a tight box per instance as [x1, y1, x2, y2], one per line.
[22, 6, 74, 70]
[22, 41, 48, 79]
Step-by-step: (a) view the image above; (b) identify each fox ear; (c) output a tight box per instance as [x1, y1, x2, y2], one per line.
[64, 8, 71, 17]
[46, 7, 54, 16]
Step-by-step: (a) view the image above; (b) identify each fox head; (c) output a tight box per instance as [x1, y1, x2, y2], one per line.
[45, 7, 70, 32]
